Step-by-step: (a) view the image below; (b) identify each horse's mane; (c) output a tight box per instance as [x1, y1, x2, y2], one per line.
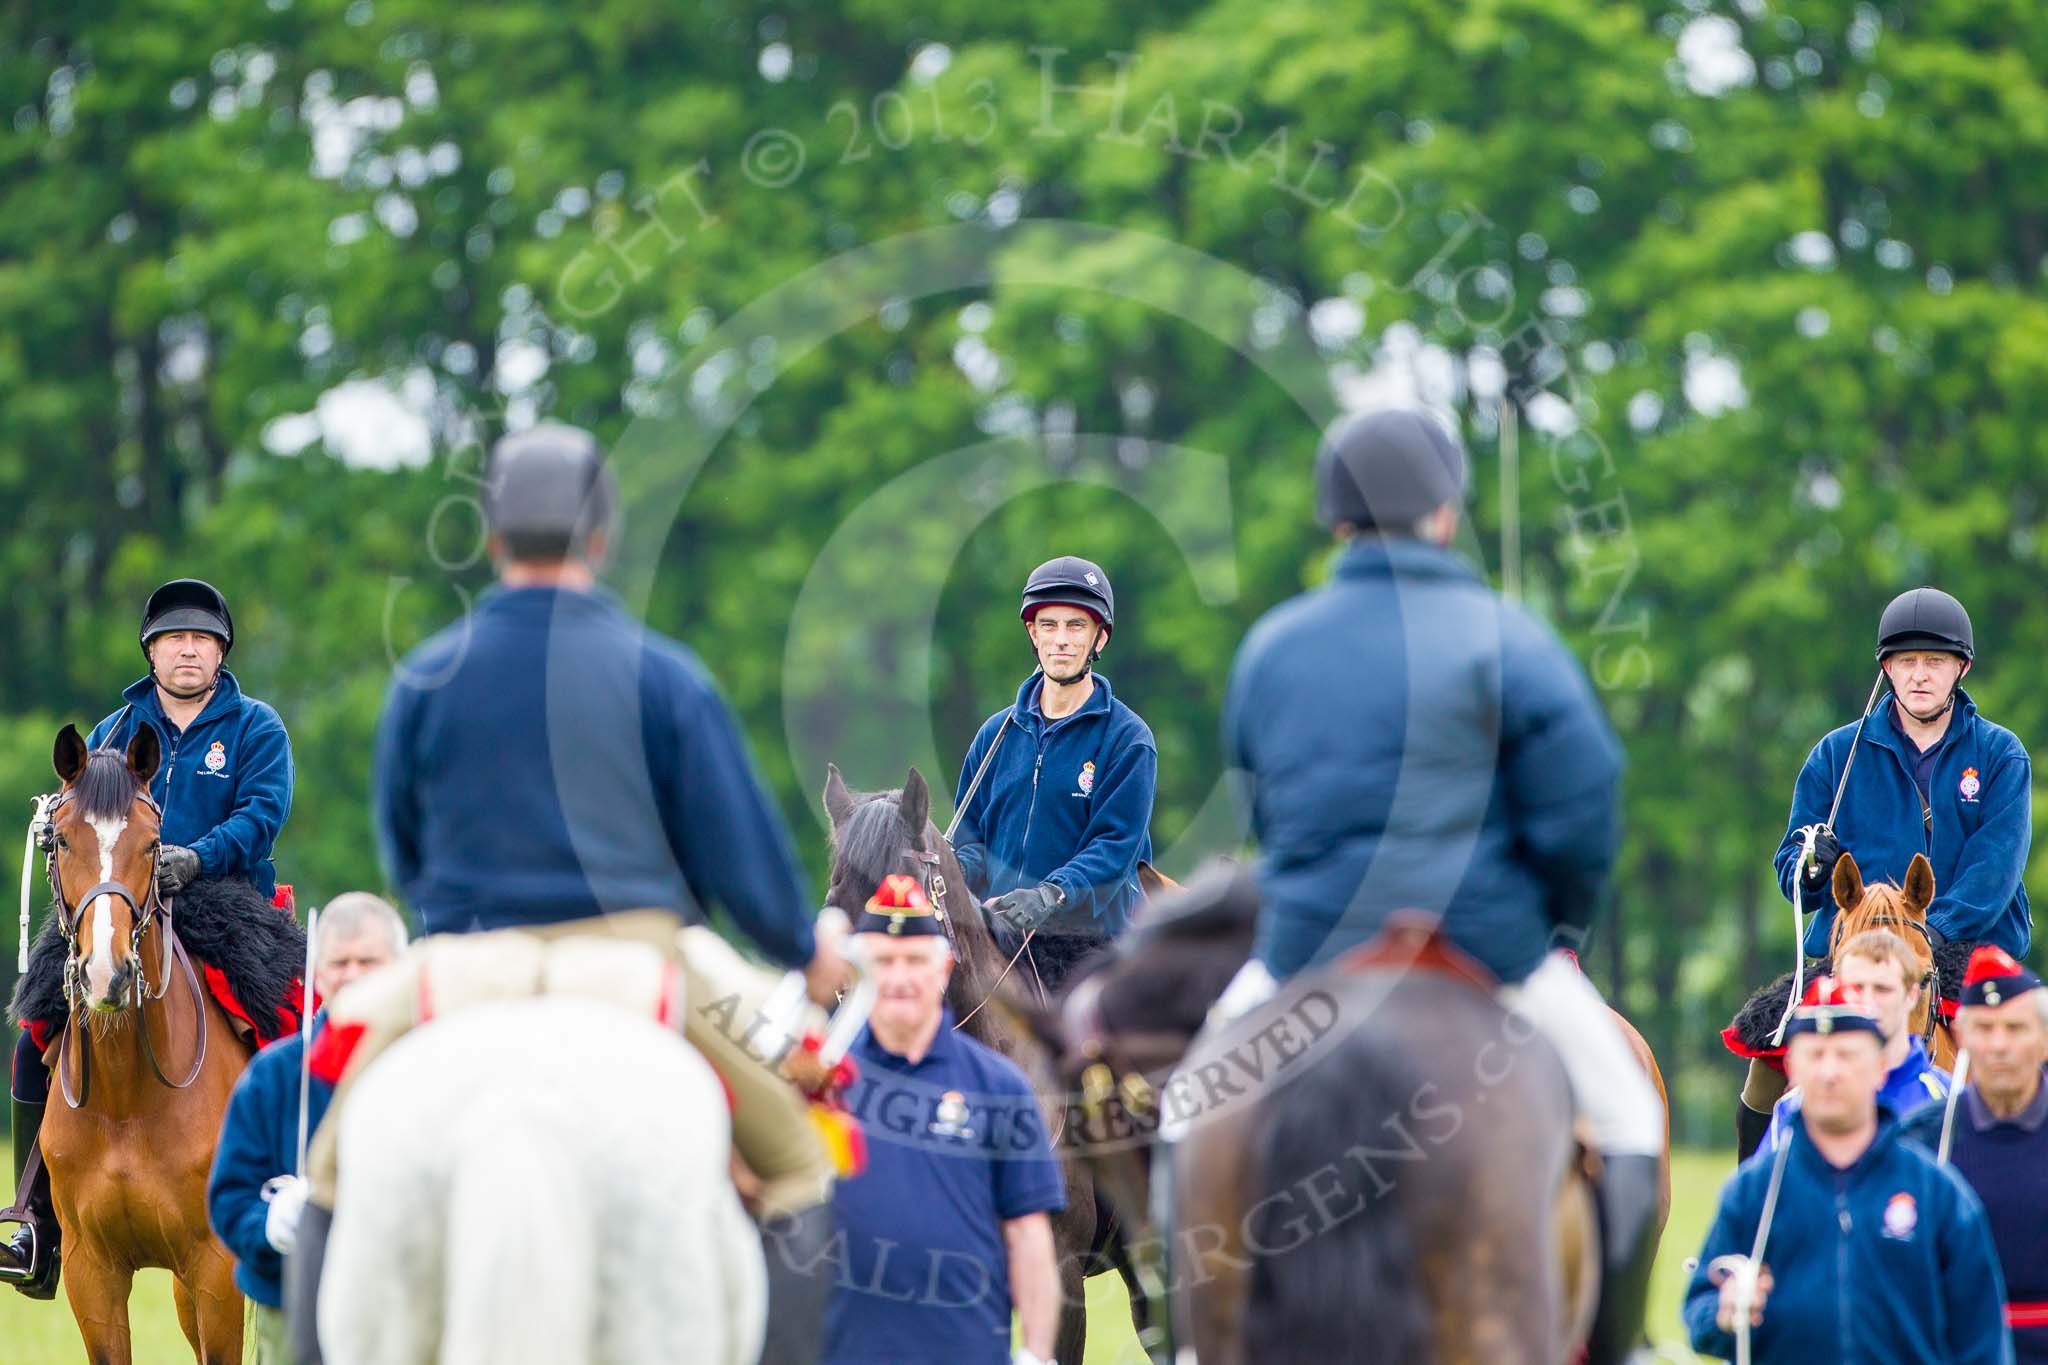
[832, 800, 906, 901]
[74, 749, 142, 820]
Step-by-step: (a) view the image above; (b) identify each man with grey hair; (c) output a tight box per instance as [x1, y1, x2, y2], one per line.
[1904, 945, 2048, 1362]
[208, 893, 406, 1362]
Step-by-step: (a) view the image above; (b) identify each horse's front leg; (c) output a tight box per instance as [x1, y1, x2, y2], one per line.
[61, 1237, 138, 1365]
[178, 1234, 246, 1365]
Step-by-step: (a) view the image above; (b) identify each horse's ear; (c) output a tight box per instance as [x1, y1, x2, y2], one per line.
[1902, 853, 1936, 917]
[823, 764, 856, 828]
[126, 723, 161, 787]
[900, 768, 931, 846]
[1832, 851, 1865, 913]
[53, 724, 87, 784]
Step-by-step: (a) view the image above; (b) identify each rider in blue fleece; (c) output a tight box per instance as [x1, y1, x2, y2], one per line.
[951, 557, 1156, 984]
[4, 579, 292, 1300]
[1772, 589, 2031, 959]
[1746, 588, 2032, 1161]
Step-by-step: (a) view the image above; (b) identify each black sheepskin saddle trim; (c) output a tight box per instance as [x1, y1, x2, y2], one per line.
[1724, 937, 1977, 1058]
[9, 876, 306, 1044]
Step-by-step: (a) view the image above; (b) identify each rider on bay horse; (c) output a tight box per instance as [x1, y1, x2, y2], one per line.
[1221, 407, 1666, 1365]
[361, 423, 855, 1365]
[2, 578, 294, 1296]
[952, 556, 1158, 991]
[1739, 588, 2034, 1158]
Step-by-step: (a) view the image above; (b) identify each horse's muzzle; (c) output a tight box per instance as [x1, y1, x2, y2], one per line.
[86, 957, 138, 1012]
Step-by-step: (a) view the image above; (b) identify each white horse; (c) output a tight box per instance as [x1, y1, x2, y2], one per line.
[319, 997, 766, 1365]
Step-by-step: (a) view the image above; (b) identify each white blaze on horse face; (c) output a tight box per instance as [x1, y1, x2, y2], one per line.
[82, 812, 128, 1004]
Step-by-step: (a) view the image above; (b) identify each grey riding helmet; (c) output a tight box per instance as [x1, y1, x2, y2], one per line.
[484, 423, 618, 560]
[1313, 408, 1469, 531]
[140, 579, 234, 659]
[1875, 587, 1973, 662]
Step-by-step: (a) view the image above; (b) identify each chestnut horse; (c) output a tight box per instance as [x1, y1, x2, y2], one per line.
[1827, 851, 1954, 1068]
[34, 725, 251, 1363]
[1028, 862, 1672, 1364]
[821, 765, 1150, 1364]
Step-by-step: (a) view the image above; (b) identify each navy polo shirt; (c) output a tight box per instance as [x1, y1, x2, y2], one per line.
[823, 1009, 1066, 1365]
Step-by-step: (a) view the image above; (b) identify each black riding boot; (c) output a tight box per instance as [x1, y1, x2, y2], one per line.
[757, 1201, 835, 1365]
[1736, 1100, 1773, 1163]
[1586, 1152, 1661, 1365]
[0, 1096, 60, 1299]
[285, 1199, 333, 1365]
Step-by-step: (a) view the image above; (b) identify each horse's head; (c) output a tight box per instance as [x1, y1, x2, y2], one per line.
[822, 762, 1016, 1044]
[1829, 850, 1936, 960]
[821, 763, 937, 914]
[48, 722, 164, 1011]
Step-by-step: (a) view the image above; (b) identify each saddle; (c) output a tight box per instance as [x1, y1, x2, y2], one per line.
[1332, 909, 1501, 996]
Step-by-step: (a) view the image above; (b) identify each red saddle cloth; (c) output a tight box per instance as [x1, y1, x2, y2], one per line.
[23, 884, 307, 1053]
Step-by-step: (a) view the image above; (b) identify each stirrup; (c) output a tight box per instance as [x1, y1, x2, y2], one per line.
[0, 1220, 38, 1282]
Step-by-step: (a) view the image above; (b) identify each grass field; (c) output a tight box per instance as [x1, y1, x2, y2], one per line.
[0, 1137, 1736, 1364]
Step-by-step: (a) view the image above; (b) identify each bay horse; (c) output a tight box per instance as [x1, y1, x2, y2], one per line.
[1025, 861, 1669, 1365]
[32, 724, 253, 1363]
[821, 765, 1150, 1364]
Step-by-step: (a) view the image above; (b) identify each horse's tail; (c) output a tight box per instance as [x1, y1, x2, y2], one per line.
[443, 1115, 594, 1365]
[1241, 1019, 1432, 1365]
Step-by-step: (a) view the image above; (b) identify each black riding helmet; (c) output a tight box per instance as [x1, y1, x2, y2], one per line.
[140, 579, 233, 658]
[1020, 556, 1114, 661]
[1876, 587, 1973, 663]
[484, 422, 617, 561]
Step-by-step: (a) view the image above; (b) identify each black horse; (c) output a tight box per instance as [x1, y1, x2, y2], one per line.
[821, 765, 1150, 1364]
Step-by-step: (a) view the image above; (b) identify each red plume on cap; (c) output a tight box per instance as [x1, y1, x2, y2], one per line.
[865, 874, 929, 915]
[855, 874, 946, 938]
[1960, 944, 2043, 1007]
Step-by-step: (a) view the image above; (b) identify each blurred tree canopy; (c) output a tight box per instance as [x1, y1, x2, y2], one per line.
[3, 0, 2042, 1141]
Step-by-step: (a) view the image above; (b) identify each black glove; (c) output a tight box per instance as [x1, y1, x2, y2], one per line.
[1925, 923, 1948, 948]
[157, 845, 201, 894]
[985, 884, 1063, 940]
[1799, 829, 1842, 890]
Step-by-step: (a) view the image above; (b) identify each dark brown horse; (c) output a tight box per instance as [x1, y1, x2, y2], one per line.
[821, 765, 1149, 1363]
[35, 725, 252, 1363]
[1028, 862, 1628, 1365]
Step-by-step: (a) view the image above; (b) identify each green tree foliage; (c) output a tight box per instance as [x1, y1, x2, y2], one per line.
[3, 1, 2040, 1141]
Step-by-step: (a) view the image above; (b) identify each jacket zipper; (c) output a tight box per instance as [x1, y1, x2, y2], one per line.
[161, 728, 180, 831]
[1879, 740, 1934, 859]
[1019, 744, 1045, 861]
[1835, 1186, 1852, 1352]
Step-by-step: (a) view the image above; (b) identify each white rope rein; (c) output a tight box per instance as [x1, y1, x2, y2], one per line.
[1936, 1050, 1972, 1166]
[1771, 825, 1822, 1047]
[19, 795, 53, 974]
[295, 906, 320, 1178]
[1710, 1127, 1795, 1365]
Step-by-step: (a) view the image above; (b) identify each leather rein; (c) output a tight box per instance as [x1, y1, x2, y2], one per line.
[39, 788, 209, 1107]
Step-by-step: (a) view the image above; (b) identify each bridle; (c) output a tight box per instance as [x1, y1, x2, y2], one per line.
[37, 786, 208, 1106]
